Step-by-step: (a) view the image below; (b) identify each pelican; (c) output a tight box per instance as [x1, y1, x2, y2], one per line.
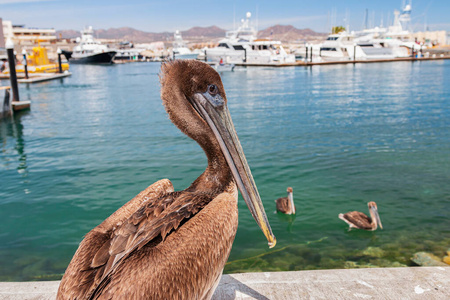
[338, 201, 383, 231]
[57, 60, 276, 299]
[275, 187, 295, 215]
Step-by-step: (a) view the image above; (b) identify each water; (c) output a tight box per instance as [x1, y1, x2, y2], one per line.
[1, 61, 449, 281]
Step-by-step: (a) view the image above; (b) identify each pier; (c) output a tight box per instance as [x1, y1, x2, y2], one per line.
[0, 267, 448, 299]
[0, 72, 72, 83]
[235, 55, 450, 67]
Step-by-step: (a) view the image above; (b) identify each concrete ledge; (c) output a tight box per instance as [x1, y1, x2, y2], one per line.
[0, 267, 448, 299]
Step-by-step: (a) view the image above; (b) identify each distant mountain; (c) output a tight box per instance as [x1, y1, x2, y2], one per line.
[56, 25, 325, 43]
[56, 27, 172, 42]
[182, 26, 226, 38]
[258, 25, 326, 42]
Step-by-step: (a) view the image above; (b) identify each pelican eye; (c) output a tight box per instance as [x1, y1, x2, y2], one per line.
[208, 84, 218, 96]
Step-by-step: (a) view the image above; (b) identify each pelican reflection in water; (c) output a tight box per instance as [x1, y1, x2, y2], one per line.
[338, 201, 383, 231]
[57, 60, 276, 299]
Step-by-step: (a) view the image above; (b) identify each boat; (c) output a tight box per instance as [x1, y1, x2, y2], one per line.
[319, 3, 416, 61]
[2, 43, 69, 74]
[69, 27, 116, 64]
[172, 31, 198, 60]
[208, 61, 235, 72]
[114, 48, 144, 61]
[204, 12, 295, 65]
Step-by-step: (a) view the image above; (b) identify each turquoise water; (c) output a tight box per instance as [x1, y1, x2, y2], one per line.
[1, 61, 449, 281]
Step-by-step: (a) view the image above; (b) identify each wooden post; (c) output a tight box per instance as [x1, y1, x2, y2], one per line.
[243, 48, 247, 63]
[204, 50, 207, 62]
[310, 46, 313, 63]
[305, 46, 308, 63]
[6, 38, 19, 102]
[57, 48, 63, 73]
[353, 45, 356, 61]
[1, 87, 11, 118]
[21, 49, 28, 79]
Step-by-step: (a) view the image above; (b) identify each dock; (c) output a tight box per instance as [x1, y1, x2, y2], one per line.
[0, 72, 71, 83]
[0, 267, 448, 299]
[235, 55, 450, 67]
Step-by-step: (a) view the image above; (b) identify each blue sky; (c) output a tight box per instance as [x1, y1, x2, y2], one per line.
[1, 0, 449, 33]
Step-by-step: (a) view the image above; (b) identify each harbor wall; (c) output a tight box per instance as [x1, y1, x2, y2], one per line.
[0, 267, 448, 299]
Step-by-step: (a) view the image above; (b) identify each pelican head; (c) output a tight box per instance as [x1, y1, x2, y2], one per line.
[368, 201, 383, 230]
[160, 60, 276, 247]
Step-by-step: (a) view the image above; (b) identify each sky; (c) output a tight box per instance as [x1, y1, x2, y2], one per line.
[1, 0, 449, 33]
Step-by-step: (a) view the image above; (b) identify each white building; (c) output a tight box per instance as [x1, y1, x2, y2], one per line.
[1, 19, 56, 46]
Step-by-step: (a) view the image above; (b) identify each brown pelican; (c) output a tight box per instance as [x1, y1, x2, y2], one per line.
[275, 187, 295, 215]
[338, 201, 383, 231]
[57, 60, 276, 299]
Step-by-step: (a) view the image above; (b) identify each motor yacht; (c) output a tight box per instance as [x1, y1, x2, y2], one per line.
[69, 27, 116, 64]
[204, 12, 295, 65]
[172, 31, 198, 60]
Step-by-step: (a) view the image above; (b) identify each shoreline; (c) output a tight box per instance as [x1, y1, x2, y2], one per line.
[0, 267, 448, 299]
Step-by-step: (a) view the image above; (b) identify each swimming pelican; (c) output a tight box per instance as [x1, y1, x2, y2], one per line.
[57, 60, 276, 299]
[338, 201, 383, 231]
[275, 187, 295, 215]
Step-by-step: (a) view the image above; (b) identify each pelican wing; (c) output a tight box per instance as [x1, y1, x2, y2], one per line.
[88, 191, 213, 299]
[57, 179, 174, 300]
[342, 211, 372, 230]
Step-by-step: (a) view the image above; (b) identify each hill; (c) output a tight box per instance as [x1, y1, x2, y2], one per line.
[258, 25, 326, 42]
[56, 25, 325, 43]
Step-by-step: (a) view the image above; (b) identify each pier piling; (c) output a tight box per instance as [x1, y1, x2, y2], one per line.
[21, 49, 28, 79]
[6, 39, 20, 102]
[305, 46, 308, 63]
[57, 48, 63, 73]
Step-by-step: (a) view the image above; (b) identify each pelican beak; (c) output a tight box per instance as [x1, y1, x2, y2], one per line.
[371, 206, 383, 230]
[288, 192, 295, 215]
[191, 92, 276, 248]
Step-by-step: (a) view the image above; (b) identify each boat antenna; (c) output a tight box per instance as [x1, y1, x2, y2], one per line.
[256, 5, 259, 33]
[364, 9, 368, 29]
[233, 4, 235, 30]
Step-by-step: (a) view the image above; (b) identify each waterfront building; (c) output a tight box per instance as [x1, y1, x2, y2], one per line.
[1, 19, 56, 46]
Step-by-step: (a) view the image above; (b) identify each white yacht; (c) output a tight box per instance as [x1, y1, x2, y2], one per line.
[319, 3, 415, 61]
[172, 31, 198, 60]
[204, 12, 295, 65]
[70, 27, 116, 64]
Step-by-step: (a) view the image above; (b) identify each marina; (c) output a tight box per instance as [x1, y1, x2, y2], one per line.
[1, 60, 449, 282]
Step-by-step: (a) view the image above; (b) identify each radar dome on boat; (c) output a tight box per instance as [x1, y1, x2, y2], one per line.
[246, 12, 251, 18]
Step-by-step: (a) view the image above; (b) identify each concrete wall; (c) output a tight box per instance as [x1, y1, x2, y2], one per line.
[0, 267, 448, 299]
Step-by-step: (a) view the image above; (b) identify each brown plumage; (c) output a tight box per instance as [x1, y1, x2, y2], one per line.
[338, 201, 383, 231]
[275, 187, 295, 215]
[57, 60, 275, 300]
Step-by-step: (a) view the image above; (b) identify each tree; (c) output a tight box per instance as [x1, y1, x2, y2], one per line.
[332, 26, 346, 34]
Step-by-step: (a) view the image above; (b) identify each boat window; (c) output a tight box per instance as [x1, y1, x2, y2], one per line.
[326, 37, 339, 41]
[233, 45, 245, 50]
[218, 43, 229, 48]
[320, 47, 337, 51]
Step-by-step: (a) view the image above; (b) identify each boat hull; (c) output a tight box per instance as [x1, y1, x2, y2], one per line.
[70, 51, 116, 64]
[3, 63, 70, 74]
[173, 53, 198, 60]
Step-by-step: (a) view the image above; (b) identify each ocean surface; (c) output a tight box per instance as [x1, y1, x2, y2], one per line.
[1, 60, 449, 281]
